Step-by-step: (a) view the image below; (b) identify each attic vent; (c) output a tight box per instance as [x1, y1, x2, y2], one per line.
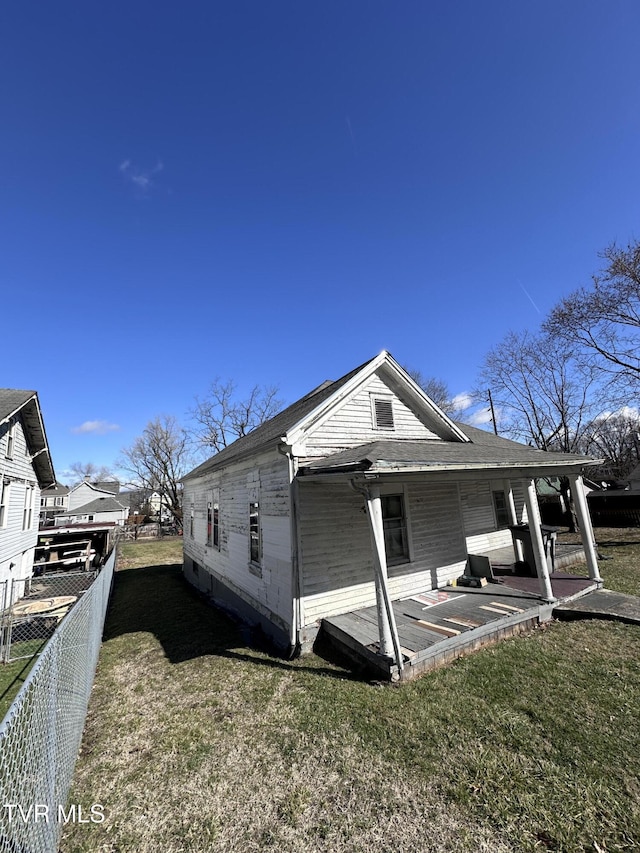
[373, 397, 395, 430]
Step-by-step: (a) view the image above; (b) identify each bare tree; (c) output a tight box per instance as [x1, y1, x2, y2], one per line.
[477, 330, 609, 530]
[545, 240, 640, 393]
[68, 461, 117, 486]
[404, 368, 462, 416]
[118, 415, 194, 528]
[580, 409, 640, 481]
[190, 379, 283, 452]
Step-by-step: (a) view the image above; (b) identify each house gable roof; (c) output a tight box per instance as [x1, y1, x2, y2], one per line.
[65, 496, 128, 515]
[183, 352, 469, 481]
[0, 388, 55, 487]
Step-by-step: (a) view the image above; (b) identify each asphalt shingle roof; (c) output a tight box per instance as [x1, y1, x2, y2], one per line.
[182, 358, 374, 481]
[300, 424, 595, 475]
[65, 496, 128, 515]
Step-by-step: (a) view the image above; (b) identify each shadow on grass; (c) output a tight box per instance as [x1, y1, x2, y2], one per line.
[104, 563, 359, 682]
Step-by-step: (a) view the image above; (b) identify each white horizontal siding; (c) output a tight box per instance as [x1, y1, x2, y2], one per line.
[182, 448, 292, 624]
[0, 418, 41, 581]
[298, 480, 467, 625]
[306, 373, 440, 456]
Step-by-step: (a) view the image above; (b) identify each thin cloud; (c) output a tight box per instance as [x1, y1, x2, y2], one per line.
[468, 406, 494, 426]
[119, 158, 164, 194]
[451, 392, 474, 411]
[71, 420, 120, 435]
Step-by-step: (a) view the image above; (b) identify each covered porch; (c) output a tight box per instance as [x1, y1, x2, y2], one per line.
[322, 571, 599, 682]
[299, 435, 603, 681]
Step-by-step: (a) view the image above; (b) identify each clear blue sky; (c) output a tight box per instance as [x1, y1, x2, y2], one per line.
[2, 1, 640, 482]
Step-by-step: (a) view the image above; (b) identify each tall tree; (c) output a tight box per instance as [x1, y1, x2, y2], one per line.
[477, 330, 608, 530]
[580, 408, 640, 481]
[545, 240, 640, 393]
[118, 415, 193, 528]
[190, 379, 283, 452]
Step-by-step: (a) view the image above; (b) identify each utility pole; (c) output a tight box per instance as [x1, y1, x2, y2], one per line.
[488, 389, 498, 436]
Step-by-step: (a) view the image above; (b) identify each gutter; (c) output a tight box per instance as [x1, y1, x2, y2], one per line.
[278, 442, 302, 658]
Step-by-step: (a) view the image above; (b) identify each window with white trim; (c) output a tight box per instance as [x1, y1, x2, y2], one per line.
[371, 396, 395, 431]
[22, 484, 35, 530]
[5, 421, 16, 459]
[0, 480, 9, 527]
[381, 493, 409, 565]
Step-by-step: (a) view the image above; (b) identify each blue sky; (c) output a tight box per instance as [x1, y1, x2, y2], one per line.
[2, 1, 640, 482]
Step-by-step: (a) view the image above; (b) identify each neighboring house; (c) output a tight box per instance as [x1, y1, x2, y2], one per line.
[54, 496, 129, 526]
[67, 479, 120, 512]
[0, 389, 55, 598]
[182, 352, 602, 657]
[39, 480, 70, 526]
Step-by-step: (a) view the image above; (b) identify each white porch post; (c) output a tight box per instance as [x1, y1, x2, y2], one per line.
[523, 478, 556, 602]
[364, 486, 403, 670]
[503, 478, 524, 562]
[569, 473, 602, 583]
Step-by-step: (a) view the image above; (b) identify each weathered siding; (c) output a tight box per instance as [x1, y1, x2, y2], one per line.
[462, 479, 527, 553]
[182, 449, 293, 630]
[0, 418, 41, 585]
[298, 480, 467, 625]
[305, 373, 440, 456]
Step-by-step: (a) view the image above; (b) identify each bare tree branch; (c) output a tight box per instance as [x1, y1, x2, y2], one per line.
[190, 380, 283, 452]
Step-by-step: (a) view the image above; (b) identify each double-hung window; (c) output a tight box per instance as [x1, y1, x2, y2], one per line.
[492, 490, 510, 529]
[206, 489, 220, 548]
[381, 493, 409, 565]
[0, 480, 9, 527]
[22, 484, 34, 531]
[249, 501, 261, 565]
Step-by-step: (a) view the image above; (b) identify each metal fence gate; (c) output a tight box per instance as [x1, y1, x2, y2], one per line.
[0, 547, 116, 853]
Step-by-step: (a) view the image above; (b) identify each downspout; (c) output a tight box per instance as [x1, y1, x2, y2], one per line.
[349, 479, 405, 676]
[279, 444, 302, 658]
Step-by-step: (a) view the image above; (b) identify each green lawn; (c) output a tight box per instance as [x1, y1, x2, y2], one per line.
[59, 533, 640, 852]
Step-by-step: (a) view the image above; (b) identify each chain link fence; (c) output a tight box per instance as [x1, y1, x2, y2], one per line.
[0, 547, 116, 853]
[0, 571, 98, 664]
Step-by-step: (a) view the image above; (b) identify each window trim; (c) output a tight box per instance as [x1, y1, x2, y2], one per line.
[492, 489, 510, 530]
[5, 420, 16, 459]
[249, 501, 261, 567]
[0, 480, 9, 528]
[380, 487, 411, 567]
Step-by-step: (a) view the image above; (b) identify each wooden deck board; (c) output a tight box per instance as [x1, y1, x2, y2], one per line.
[321, 574, 597, 681]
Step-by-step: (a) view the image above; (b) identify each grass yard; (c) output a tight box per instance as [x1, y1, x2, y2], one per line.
[60, 533, 640, 853]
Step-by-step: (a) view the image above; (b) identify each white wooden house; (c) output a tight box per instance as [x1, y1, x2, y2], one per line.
[54, 496, 129, 526]
[68, 479, 120, 511]
[182, 352, 602, 661]
[0, 390, 55, 599]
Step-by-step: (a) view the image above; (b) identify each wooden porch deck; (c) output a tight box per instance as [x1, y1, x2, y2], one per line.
[321, 571, 597, 682]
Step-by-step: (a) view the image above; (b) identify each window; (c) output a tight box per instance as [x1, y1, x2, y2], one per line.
[0, 480, 9, 527]
[249, 501, 261, 564]
[207, 498, 212, 545]
[189, 497, 194, 538]
[492, 490, 510, 529]
[55, 496, 64, 507]
[5, 421, 16, 459]
[213, 491, 219, 548]
[381, 493, 409, 565]
[372, 396, 395, 430]
[22, 484, 34, 530]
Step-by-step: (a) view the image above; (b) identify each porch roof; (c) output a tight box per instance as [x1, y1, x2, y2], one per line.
[299, 424, 600, 479]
